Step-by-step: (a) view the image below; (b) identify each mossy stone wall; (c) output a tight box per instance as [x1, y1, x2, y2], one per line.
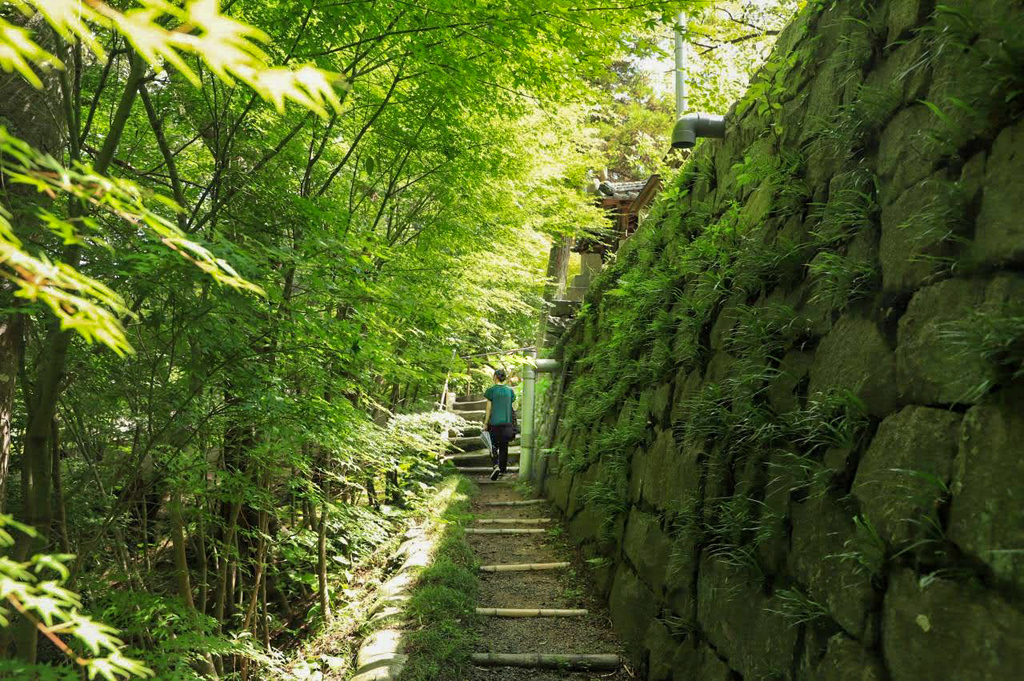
[535, 0, 1024, 678]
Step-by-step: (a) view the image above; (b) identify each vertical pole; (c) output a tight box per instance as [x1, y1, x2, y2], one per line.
[520, 351, 537, 481]
[674, 12, 687, 118]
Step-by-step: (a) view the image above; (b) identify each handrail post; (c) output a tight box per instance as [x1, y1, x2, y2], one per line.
[520, 357, 560, 484]
[520, 349, 537, 480]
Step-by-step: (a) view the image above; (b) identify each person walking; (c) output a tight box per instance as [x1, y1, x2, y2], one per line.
[483, 369, 516, 480]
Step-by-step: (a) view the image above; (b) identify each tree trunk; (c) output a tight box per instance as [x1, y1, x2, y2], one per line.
[0, 314, 22, 513]
[50, 419, 70, 553]
[317, 483, 331, 623]
[169, 488, 195, 609]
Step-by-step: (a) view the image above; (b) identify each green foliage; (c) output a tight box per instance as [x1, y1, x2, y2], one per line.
[724, 303, 803, 359]
[786, 389, 870, 454]
[769, 587, 830, 626]
[888, 468, 952, 562]
[809, 167, 879, 247]
[917, 3, 1024, 153]
[704, 495, 779, 579]
[815, 83, 902, 153]
[0, 516, 153, 680]
[808, 252, 877, 312]
[766, 451, 833, 499]
[938, 305, 1024, 400]
[828, 514, 888, 581]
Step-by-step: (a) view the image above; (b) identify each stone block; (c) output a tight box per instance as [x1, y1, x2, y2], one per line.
[629, 428, 701, 513]
[623, 508, 673, 592]
[879, 171, 965, 297]
[664, 536, 698, 624]
[886, 0, 925, 44]
[696, 554, 799, 679]
[803, 135, 850, 196]
[949, 392, 1024, 591]
[816, 634, 886, 681]
[852, 406, 962, 546]
[704, 352, 737, 386]
[669, 368, 703, 426]
[865, 35, 931, 105]
[972, 119, 1024, 268]
[687, 645, 734, 681]
[609, 562, 659, 655]
[895, 275, 1024, 405]
[791, 494, 876, 641]
[649, 380, 673, 428]
[768, 350, 815, 414]
[645, 619, 679, 681]
[877, 105, 943, 205]
[566, 461, 599, 519]
[581, 543, 615, 596]
[548, 466, 574, 514]
[883, 569, 1024, 681]
[808, 315, 898, 416]
[569, 500, 610, 545]
[800, 26, 871, 144]
[960, 150, 987, 207]
[709, 296, 743, 352]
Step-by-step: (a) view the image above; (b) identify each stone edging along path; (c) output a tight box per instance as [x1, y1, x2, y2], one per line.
[349, 524, 434, 681]
[348, 474, 470, 681]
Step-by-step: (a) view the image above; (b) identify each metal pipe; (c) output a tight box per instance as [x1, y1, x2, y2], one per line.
[674, 12, 687, 118]
[671, 113, 726, 149]
[534, 359, 560, 374]
[520, 357, 561, 483]
[520, 354, 537, 480]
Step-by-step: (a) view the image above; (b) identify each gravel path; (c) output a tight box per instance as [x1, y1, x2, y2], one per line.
[463, 477, 635, 680]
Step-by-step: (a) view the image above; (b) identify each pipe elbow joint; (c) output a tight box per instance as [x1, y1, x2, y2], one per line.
[671, 113, 726, 149]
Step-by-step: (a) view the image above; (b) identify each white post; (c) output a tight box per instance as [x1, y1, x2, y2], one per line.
[520, 351, 537, 480]
[674, 12, 687, 118]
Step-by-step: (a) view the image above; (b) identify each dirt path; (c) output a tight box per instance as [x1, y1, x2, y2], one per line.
[463, 478, 634, 680]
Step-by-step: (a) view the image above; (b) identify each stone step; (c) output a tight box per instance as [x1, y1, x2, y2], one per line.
[458, 466, 519, 474]
[455, 393, 485, 403]
[444, 450, 519, 466]
[450, 436, 487, 452]
[449, 436, 519, 452]
[449, 426, 482, 438]
[455, 410, 486, 423]
[453, 399, 487, 412]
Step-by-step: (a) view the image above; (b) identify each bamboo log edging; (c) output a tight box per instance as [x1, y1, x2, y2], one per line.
[465, 528, 545, 535]
[476, 479, 517, 485]
[485, 499, 545, 506]
[476, 518, 551, 524]
[479, 562, 569, 572]
[475, 607, 588, 617]
[470, 653, 619, 670]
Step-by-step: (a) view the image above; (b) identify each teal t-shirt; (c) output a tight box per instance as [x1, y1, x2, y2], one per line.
[484, 384, 516, 425]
